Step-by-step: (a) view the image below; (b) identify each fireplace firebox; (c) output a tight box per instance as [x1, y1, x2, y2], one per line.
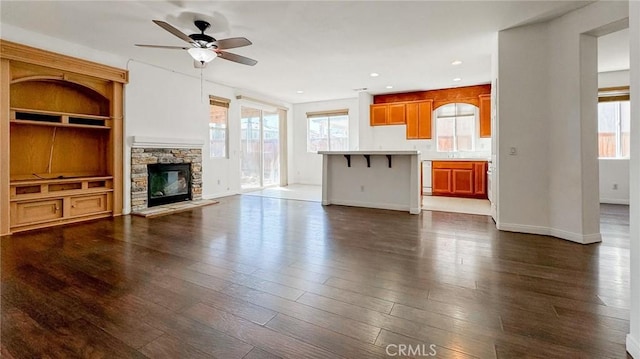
[147, 163, 192, 207]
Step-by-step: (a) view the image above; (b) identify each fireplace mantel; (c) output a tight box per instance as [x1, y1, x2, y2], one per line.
[131, 136, 204, 149]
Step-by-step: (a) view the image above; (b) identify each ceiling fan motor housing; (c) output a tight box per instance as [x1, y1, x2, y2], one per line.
[189, 20, 215, 47]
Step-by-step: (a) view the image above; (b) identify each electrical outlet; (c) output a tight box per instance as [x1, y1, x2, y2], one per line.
[360, 185, 365, 192]
[509, 147, 517, 155]
[613, 184, 618, 190]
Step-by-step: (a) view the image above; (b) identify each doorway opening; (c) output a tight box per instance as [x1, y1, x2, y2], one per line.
[596, 28, 630, 240]
[240, 106, 281, 190]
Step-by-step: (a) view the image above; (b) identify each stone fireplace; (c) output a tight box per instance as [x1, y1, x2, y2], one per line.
[147, 163, 192, 207]
[130, 137, 203, 212]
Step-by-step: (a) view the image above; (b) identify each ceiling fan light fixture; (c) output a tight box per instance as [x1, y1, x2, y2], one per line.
[188, 47, 217, 63]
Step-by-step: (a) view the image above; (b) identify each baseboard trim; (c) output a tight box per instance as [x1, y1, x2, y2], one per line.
[627, 334, 640, 358]
[497, 223, 602, 244]
[326, 199, 410, 213]
[600, 198, 630, 205]
[203, 190, 239, 200]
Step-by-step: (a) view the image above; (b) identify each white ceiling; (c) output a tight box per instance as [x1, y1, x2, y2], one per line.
[0, 1, 627, 104]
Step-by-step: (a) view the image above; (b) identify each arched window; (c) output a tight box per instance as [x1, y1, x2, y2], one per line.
[435, 103, 476, 152]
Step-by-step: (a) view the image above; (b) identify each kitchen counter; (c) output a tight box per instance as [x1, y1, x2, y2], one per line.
[319, 151, 421, 214]
[425, 158, 490, 162]
[319, 150, 420, 155]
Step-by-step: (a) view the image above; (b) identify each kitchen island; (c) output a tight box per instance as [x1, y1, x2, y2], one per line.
[319, 150, 421, 214]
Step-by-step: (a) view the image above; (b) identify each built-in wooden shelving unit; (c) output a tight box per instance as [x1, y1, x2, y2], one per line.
[0, 40, 128, 235]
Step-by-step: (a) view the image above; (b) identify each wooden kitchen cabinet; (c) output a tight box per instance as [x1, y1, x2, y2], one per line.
[479, 94, 491, 138]
[370, 104, 388, 126]
[387, 103, 406, 125]
[432, 168, 452, 194]
[370, 103, 406, 126]
[432, 161, 487, 198]
[473, 162, 487, 196]
[406, 100, 433, 139]
[452, 169, 474, 195]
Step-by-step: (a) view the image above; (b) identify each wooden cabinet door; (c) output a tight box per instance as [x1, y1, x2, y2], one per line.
[432, 168, 452, 194]
[452, 169, 474, 195]
[370, 104, 388, 126]
[13, 199, 63, 225]
[69, 194, 108, 217]
[406, 103, 418, 139]
[479, 94, 491, 138]
[387, 103, 406, 125]
[474, 162, 487, 196]
[417, 100, 433, 139]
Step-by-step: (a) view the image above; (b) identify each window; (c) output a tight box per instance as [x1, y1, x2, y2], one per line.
[598, 87, 630, 158]
[307, 109, 349, 152]
[435, 103, 476, 152]
[209, 96, 229, 158]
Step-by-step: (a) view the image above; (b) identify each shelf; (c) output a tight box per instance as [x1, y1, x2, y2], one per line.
[10, 176, 114, 202]
[10, 176, 113, 186]
[10, 119, 111, 130]
[10, 107, 111, 129]
[11, 107, 110, 120]
[10, 188, 114, 202]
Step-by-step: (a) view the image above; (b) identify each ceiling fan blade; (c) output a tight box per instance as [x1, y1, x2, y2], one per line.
[217, 51, 258, 66]
[213, 37, 252, 50]
[135, 44, 191, 50]
[152, 20, 195, 44]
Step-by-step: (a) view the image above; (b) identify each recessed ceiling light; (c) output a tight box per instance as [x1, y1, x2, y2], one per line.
[296, 90, 304, 94]
[451, 60, 463, 66]
[370, 72, 379, 77]
[453, 77, 462, 82]
[386, 85, 393, 89]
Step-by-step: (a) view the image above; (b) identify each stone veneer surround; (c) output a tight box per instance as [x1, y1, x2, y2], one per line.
[131, 148, 202, 211]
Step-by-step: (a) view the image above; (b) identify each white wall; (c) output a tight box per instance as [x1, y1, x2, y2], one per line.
[497, 22, 551, 234]
[599, 159, 630, 204]
[628, 1, 640, 357]
[124, 62, 294, 212]
[497, 1, 628, 243]
[124, 61, 245, 213]
[599, 69, 630, 88]
[291, 98, 359, 185]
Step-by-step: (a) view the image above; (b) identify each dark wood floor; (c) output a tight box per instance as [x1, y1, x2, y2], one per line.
[0, 197, 631, 358]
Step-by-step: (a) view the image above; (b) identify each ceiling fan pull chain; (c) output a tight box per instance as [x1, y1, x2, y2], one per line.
[200, 67, 204, 103]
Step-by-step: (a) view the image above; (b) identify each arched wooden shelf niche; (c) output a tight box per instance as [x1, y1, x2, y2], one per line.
[10, 78, 110, 116]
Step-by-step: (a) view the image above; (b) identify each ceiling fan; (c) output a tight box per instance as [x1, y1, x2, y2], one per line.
[136, 20, 257, 67]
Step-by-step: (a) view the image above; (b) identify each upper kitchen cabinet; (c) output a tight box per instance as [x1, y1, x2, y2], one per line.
[406, 100, 433, 139]
[372, 84, 491, 139]
[479, 94, 491, 138]
[370, 103, 406, 126]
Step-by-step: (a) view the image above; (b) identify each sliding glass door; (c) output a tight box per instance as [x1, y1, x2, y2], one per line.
[241, 106, 280, 189]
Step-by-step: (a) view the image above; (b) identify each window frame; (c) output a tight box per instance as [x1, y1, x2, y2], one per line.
[209, 95, 230, 159]
[597, 87, 630, 159]
[435, 103, 477, 153]
[306, 109, 349, 153]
